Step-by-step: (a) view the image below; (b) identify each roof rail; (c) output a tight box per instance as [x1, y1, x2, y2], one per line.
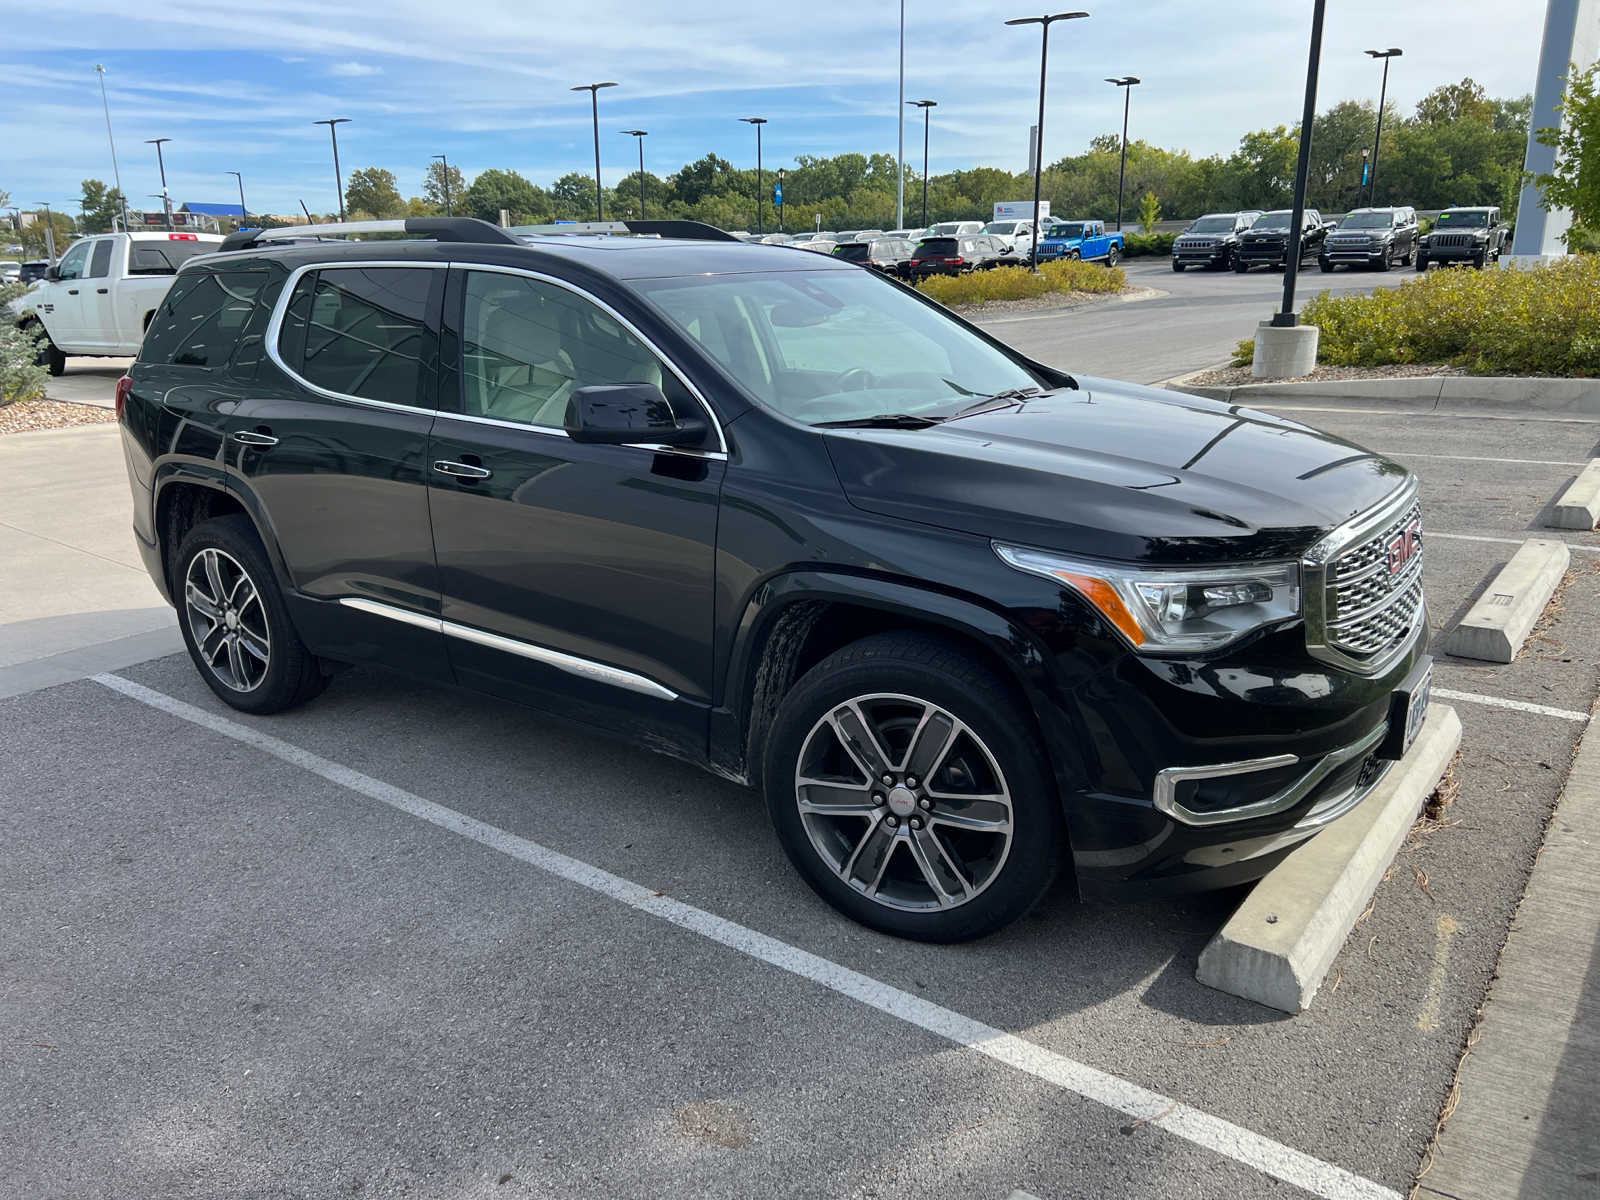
[509, 219, 740, 243]
[219, 216, 520, 253]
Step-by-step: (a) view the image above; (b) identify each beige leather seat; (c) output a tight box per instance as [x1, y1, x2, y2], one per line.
[464, 290, 577, 427]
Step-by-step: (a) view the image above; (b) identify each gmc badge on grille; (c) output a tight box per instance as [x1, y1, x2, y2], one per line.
[1387, 521, 1421, 574]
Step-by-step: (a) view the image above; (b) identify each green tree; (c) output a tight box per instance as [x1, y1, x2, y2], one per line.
[1137, 190, 1161, 233]
[1226, 126, 1299, 209]
[18, 210, 75, 257]
[78, 179, 125, 233]
[1533, 62, 1600, 241]
[1416, 78, 1494, 125]
[344, 167, 403, 219]
[422, 159, 466, 213]
[551, 171, 601, 218]
[611, 170, 668, 219]
[668, 154, 738, 206]
[461, 168, 551, 225]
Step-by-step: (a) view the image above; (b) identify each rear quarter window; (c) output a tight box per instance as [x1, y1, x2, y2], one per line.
[276, 266, 438, 408]
[138, 269, 274, 368]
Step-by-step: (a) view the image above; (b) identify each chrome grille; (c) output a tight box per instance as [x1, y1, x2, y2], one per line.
[1430, 233, 1474, 250]
[1324, 495, 1424, 663]
[1179, 238, 1217, 249]
[1328, 235, 1372, 246]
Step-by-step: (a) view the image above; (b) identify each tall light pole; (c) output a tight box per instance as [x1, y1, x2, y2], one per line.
[571, 82, 617, 220]
[896, 0, 906, 230]
[145, 137, 173, 230]
[314, 118, 351, 221]
[227, 171, 248, 228]
[431, 153, 452, 215]
[621, 130, 648, 219]
[94, 65, 129, 232]
[1364, 48, 1402, 206]
[1273, 0, 1328, 330]
[741, 116, 767, 236]
[908, 99, 936, 229]
[1006, 12, 1090, 271]
[1105, 76, 1140, 232]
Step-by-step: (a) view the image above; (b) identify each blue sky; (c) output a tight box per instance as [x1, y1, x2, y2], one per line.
[3, 0, 1545, 218]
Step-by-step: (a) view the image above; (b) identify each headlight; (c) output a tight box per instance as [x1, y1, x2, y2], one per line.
[994, 544, 1301, 653]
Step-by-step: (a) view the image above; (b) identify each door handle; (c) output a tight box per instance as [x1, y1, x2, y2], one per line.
[232, 430, 279, 447]
[96, 287, 109, 294]
[433, 459, 492, 480]
[67, 288, 79, 295]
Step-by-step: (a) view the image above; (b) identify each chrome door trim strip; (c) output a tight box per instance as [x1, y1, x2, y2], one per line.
[336, 596, 679, 701]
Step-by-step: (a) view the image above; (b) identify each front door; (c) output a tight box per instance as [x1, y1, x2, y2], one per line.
[37, 240, 91, 351]
[426, 267, 725, 759]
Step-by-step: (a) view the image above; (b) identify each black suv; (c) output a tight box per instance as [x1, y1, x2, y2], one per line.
[1234, 209, 1331, 272]
[1170, 211, 1262, 271]
[118, 217, 1432, 943]
[832, 236, 917, 278]
[907, 235, 1005, 277]
[1319, 207, 1420, 272]
[1416, 207, 1511, 270]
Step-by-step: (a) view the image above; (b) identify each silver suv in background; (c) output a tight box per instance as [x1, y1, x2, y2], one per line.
[1319, 207, 1419, 272]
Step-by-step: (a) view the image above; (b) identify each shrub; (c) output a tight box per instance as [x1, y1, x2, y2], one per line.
[0, 281, 47, 406]
[1123, 232, 1176, 256]
[1137, 191, 1161, 234]
[1231, 337, 1254, 366]
[915, 259, 1124, 305]
[1301, 256, 1600, 376]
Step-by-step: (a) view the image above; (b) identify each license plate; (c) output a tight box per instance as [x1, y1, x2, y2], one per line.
[1380, 657, 1432, 760]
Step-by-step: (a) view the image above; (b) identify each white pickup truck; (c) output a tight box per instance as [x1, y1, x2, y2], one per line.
[12, 231, 223, 375]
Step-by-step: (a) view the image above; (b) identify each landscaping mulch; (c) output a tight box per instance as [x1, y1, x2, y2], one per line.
[0, 399, 119, 436]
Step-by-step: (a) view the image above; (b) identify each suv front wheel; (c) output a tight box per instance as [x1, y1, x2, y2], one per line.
[175, 515, 327, 714]
[763, 632, 1061, 941]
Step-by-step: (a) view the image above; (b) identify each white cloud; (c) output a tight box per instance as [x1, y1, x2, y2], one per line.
[329, 60, 381, 77]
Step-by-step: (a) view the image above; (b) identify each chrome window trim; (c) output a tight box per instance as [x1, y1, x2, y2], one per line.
[447, 262, 729, 456]
[1301, 476, 1422, 676]
[337, 596, 679, 701]
[263, 260, 451, 416]
[1153, 721, 1387, 827]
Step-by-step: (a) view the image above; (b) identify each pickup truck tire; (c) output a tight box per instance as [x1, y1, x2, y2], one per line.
[1415, 255, 1429, 271]
[762, 631, 1061, 942]
[1171, 261, 1184, 272]
[1375, 249, 1392, 272]
[1066, 249, 1081, 261]
[1234, 260, 1249, 273]
[1472, 250, 1487, 269]
[1319, 260, 1335, 273]
[174, 515, 328, 715]
[23, 321, 67, 376]
[1104, 244, 1120, 267]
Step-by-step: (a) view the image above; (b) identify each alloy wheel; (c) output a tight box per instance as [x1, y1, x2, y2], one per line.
[794, 693, 1014, 913]
[184, 547, 271, 692]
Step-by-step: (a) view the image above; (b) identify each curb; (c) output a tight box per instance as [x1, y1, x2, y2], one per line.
[1161, 372, 1600, 416]
[1549, 460, 1600, 530]
[1196, 704, 1462, 1013]
[1444, 539, 1571, 663]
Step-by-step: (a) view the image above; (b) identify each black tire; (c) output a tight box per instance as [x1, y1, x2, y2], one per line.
[1067, 249, 1081, 261]
[1234, 259, 1249, 273]
[1171, 260, 1184, 272]
[45, 341, 66, 376]
[1105, 244, 1120, 267]
[27, 323, 66, 376]
[1375, 248, 1391, 272]
[1415, 255, 1428, 272]
[173, 514, 327, 715]
[1319, 261, 1335, 273]
[762, 631, 1062, 942]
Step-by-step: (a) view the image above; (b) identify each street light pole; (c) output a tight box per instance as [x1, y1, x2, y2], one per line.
[1105, 76, 1140, 232]
[621, 130, 648, 219]
[741, 116, 767, 236]
[1364, 48, 1402, 206]
[1006, 12, 1090, 272]
[94, 65, 129, 232]
[227, 171, 248, 228]
[896, 0, 905, 230]
[432, 153, 452, 215]
[314, 118, 351, 221]
[571, 82, 618, 221]
[1273, 0, 1328, 328]
[908, 100, 936, 229]
[145, 138, 173, 230]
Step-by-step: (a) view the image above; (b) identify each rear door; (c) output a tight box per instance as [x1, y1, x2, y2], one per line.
[79, 238, 117, 349]
[425, 265, 726, 758]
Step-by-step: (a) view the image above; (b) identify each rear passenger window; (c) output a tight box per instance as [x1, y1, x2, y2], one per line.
[139, 269, 272, 367]
[277, 267, 436, 407]
[88, 240, 113, 279]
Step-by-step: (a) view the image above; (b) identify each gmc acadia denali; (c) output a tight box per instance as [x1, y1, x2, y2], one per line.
[117, 217, 1432, 942]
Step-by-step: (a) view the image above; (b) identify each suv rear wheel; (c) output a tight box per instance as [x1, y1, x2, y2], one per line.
[763, 632, 1061, 942]
[175, 515, 327, 714]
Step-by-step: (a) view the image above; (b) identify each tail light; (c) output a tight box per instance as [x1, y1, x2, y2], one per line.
[944, 256, 964, 265]
[114, 375, 132, 420]
[167, 233, 198, 241]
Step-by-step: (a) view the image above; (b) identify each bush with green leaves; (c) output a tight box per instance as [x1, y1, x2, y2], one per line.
[1122, 232, 1176, 256]
[915, 260, 1124, 306]
[0, 281, 48, 406]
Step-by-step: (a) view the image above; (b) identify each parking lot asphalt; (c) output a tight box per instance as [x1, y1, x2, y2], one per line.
[3, 404, 1597, 1199]
[972, 257, 1402, 384]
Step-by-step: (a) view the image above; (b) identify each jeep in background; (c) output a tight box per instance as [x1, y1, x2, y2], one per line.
[1234, 209, 1332, 271]
[1034, 220, 1124, 266]
[8, 231, 224, 375]
[1416, 207, 1511, 270]
[1170, 211, 1262, 271]
[1319, 207, 1419, 272]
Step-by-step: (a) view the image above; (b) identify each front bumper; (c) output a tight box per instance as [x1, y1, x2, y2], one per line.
[1172, 244, 1231, 266]
[1034, 243, 1075, 260]
[1321, 243, 1389, 265]
[1420, 242, 1487, 263]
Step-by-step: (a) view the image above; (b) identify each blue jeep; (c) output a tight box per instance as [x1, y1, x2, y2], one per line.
[1035, 219, 1124, 265]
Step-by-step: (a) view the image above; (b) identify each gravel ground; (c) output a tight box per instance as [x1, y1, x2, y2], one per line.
[1186, 362, 1470, 388]
[0, 399, 118, 436]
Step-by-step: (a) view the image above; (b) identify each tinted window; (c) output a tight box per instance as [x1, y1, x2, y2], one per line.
[88, 240, 113, 279]
[127, 237, 214, 276]
[55, 241, 91, 281]
[279, 267, 435, 407]
[460, 271, 675, 429]
[139, 269, 273, 367]
[1187, 216, 1235, 233]
[918, 238, 959, 256]
[833, 242, 871, 261]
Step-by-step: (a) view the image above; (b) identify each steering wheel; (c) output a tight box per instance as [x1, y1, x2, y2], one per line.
[836, 367, 877, 392]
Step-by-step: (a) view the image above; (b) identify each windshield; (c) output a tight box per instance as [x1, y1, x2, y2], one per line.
[928, 223, 970, 235]
[832, 242, 870, 260]
[1048, 224, 1085, 239]
[635, 268, 1046, 426]
[1252, 211, 1294, 231]
[1186, 216, 1235, 233]
[1340, 212, 1394, 229]
[983, 221, 1018, 235]
[1436, 210, 1489, 228]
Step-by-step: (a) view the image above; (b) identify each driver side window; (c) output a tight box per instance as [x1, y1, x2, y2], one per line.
[55, 241, 90, 281]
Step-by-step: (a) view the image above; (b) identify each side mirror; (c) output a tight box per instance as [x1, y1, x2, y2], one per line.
[564, 383, 709, 448]
[45, 265, 60, 282]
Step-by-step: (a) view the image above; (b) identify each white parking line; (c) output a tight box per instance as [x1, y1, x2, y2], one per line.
[1378, 452, 1587, 467]
[1429, 532, 1600, 555]
[1432, 687, 1591, 723]
[1265, 405, 1600, 426]
[92, 670, 1399, 1200]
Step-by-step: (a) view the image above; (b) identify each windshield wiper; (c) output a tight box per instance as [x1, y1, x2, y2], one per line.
[945, 386, 1049, 420]
[814, 413, 945, 429]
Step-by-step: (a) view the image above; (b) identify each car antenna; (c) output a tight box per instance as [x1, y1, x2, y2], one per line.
[298, 200, 325, 241]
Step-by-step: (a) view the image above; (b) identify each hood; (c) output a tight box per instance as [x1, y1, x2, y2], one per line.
[823, 378, 1410, 564]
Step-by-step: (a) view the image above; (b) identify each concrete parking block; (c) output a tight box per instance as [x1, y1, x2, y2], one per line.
[1443, 539, 1571, 663]
[1196, 705, 1462, 1013]
[1548, 459, 1600, 530]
